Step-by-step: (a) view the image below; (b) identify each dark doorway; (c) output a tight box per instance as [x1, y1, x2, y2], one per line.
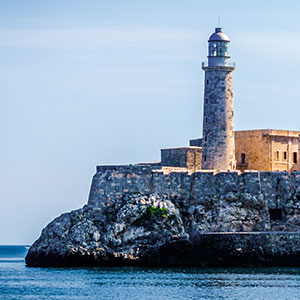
[269, 208, 282, 221]
[293, 152, 298, 163]
[241, 153, 246, 164]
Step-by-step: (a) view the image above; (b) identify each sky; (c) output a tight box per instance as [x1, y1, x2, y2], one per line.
[1, 0, 300, 244]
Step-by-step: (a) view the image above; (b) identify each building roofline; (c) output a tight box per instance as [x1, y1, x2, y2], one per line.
[235, 129, 300, 132]
[161, 146, 202, 151]
[235, 129, 299, 137]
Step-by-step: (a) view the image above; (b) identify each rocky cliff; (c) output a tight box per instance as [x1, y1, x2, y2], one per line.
[26, 166, 300, 267]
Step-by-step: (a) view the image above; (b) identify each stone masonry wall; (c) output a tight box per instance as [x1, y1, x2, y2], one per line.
[161, 147, 202, 171]
[202, 67, 235, 171]
[161, 148, 188, 168]
[88, 165, 300, 234]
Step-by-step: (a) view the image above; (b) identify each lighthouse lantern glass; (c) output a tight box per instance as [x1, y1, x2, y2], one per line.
[209, 41, 229, 57]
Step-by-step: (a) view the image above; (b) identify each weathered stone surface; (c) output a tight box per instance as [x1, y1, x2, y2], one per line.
[161, 147, 202, 171]
[26, 194, 185, 267]
[26, 166, 300, 267]
[202, 67, 235, 171]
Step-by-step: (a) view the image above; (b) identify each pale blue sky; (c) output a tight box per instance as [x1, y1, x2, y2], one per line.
[1, 0, 300, 244]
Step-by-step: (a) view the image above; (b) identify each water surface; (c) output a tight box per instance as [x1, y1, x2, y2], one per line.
[1, 246, 300, 300]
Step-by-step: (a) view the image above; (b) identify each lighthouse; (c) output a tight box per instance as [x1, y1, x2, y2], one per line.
[201, 27, 236, 171]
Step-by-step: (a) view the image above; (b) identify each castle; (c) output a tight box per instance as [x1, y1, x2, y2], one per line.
[160, 28, 300, 173]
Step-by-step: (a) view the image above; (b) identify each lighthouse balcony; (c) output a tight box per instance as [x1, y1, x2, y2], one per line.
[202, 61, 235, 70]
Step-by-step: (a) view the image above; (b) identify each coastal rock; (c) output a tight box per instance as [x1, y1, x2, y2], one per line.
[26, 167, 300, 267]
[26, 194, 186, 267]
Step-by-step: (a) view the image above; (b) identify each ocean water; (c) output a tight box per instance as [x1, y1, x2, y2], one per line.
[1, 246, 300, 300]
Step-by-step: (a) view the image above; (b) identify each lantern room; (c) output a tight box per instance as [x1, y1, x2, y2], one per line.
[208, 27, 230, 67]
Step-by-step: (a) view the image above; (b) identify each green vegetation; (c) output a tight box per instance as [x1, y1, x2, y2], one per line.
[147, 206, 169, 219]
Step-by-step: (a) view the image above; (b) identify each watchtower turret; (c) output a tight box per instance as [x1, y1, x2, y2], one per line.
[201, 27, 236, 170]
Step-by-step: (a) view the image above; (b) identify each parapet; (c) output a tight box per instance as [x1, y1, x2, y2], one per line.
[235, 129, 300, 138]
[96, 164, 161, 174]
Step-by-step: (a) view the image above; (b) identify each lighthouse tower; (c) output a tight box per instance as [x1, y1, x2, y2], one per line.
[201, 27, 236, 171]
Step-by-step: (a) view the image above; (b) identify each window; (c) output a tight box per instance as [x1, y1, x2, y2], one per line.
[241, 153, 246, 164]
[203, 155, 207, 162]
[205, 98, 208, 104]
[208, 41, 229, 57]
[276, 151, 280, 160]
[269, 209, 282, 221]
[283, 151, 287, 160]
[205, 117, 208, 124]
[206, 79, 209, 85]
[293, 152, 298, 163]
[204, 136, 207, 142]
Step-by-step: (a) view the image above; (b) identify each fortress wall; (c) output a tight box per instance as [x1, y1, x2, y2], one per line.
[88, 165, 300, 232]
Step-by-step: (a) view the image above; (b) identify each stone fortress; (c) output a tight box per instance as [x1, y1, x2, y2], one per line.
[161, 27, 300, 174]
[26, 27, 300, 267]
[86, 28, 300, 240]
[87, 27, 300, 230]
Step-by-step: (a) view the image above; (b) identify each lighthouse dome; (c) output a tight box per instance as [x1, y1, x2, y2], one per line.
[208, 28, 230, 42]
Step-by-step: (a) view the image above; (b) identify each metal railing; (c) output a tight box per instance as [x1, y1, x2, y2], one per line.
[202, 61, 236, 68]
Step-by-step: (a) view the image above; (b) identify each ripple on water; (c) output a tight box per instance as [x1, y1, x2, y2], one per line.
[1, 247, 300, 300]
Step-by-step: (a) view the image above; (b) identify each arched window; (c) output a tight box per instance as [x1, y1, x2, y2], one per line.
[241, 153, 246, 164]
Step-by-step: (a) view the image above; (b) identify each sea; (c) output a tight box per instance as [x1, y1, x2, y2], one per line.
[1, 246, 300, 300]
